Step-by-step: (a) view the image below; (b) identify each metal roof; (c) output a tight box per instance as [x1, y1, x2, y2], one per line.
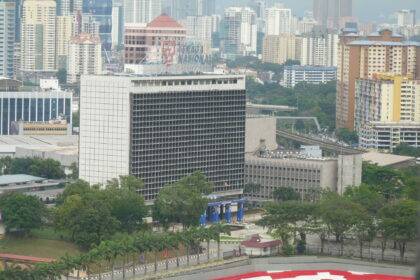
[0, 174, 45, 186]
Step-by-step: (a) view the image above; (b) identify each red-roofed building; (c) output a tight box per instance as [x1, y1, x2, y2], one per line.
[240, 234, 281, 256]
[124, 14, 186, 66]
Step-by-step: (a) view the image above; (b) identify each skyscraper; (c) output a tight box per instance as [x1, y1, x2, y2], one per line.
[79, 74, 246, 200]
[111, 3, 124, 48]
[67, 33, 102, 83]
[56, 15, 75, 70]
[83, 0, 113, 49]
[397, 9, 416, 27]
[56, 0, 82, 16]
[313, 0, 352, 29]
[265, 4, 292, 35]
[21, 0, 56, 73]
[221, 7, 257, 58]
[124, 0, 162, 24]
[0, 0, 15, 78]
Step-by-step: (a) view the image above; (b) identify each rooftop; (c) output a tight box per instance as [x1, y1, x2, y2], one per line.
[348, 40, 420, 47]
[362, 152, 415, 167]
[0, 174, 45, 186]
[147, 14, 184, 29]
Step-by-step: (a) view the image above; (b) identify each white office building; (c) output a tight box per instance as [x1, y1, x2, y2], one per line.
[281, 65, 337, 88]
[397, 9, 416, 27]
[80, 74, 246, 200]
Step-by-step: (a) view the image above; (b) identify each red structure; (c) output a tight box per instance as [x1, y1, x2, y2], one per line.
[0, 253, 55, 269]
[215, 270, 414, 280]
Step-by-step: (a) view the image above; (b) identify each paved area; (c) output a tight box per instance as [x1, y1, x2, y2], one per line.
[168, 256, 415, 280]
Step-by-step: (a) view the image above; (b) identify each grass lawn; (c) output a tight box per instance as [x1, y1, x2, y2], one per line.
[0, 233, 81, 260]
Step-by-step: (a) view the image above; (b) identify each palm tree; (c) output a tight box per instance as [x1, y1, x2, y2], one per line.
[210, 224, 231, 260]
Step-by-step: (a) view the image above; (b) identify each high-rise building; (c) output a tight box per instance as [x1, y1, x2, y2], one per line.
[124, 14, 186, 65]
[82, 0, 112, 49]
[0, 90, 72, 135]
[336, 29, 420, 130]
[300, 33, 338, 67]
[200, 0, 215, 16]
[355, 74, 420, 131]
[67, 33, 102, 84]
[21, 0, 56, 73]
[124, 0, 162, 24]
[181, 15, 220, 54]
[262, 34, 297, 64]
[111, 3, 124, 49]
[79, 74, 246, 200]
[13, 0, 22, 42]
[221, 7, 257, 58]
[0, 0, 15, 78]
[56, 15, 75, 70]
[397, 9, 416, 27]
[57, 0, 82, 16]
[265, 5, 292, 35]
[313, 0, 352, 29]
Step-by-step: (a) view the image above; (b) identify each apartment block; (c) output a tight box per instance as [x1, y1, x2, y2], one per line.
[262, 34, 297, 64]
[336, 29, 420, 130]
[0, 1, 15, 78]
[281, 65, 337, 88]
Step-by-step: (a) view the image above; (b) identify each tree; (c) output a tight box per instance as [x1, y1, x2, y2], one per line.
[393, 143, 420, 157]
[153, 172, 210, 229]
[153, 183, 208, 229]
[318, 193, 364, 255]
[362, 162, 404, 200]
[0, 157, 65, 179]
[0, 193, 45, 235]
[379, 200, 417, 261]
[272, 187, 301, 202]
[344, 184, 385, 216]
[68, 162, 79, 179]
[55, 192, 119, 249]
[336, 128, 359, 145]
[102, 184, 147, 233]
[350, 209, 376, 258]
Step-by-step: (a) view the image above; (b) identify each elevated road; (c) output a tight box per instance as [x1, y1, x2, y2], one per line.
[276, 129, 363, 155]
[246, 102, 297, 112]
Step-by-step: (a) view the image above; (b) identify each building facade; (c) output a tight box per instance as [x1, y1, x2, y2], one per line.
[124, 0, 161, 24]
[245, 152, 362, 200]
[0, 0, 15, 78]
[262, 34, 297, 65]
[281, 65, 337, 88]
[56, 15, 75, 70]
[359, 122, 420, 151]
[355, 74, 420, 131]
[111, 3, 124, 49]
[265, 4, 292, 35]
[0, 90, 72, 135]
[80, 75, 246, 200]
[313, 0, 353, 29]
[300, 33, 339, 67]
[21, 0, 57, 73]
[181, 15, 219, 53]
[124, 14, 186, 65]
[336, 29, 420, 130]
[397, 9, 416, 27]
[221, 7, 257, 58]
[67, 33, 102, 84]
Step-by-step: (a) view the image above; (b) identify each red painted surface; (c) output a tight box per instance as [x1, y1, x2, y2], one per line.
[214, 270, 414, 280]
[0, 253, 55, 263]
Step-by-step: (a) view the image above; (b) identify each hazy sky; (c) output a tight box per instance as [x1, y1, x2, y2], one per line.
[217, 0, 420, 22]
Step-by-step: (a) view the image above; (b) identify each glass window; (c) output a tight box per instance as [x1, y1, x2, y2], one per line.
[58, 99, 64, 116]
[37, 99, 43, 121]
[51, 99, 57, 119]
[23, 98, 29, 121]
[17, 99, 22, 121]
[9, 98, 15, 122]
[2, 98, 8, 134]
[44, 99, 50, 120]
[30, 99, 36, 121]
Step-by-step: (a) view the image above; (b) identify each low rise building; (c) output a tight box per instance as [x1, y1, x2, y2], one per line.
[245, 148, 362, 201]
[358, 122, 420, 151]
[281, 65, 337, 88]
[10, 119, 71, 136]
[0, 174, 66, 204]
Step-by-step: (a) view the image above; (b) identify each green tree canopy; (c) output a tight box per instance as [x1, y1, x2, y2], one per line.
[0, 157, 65, 179]
[379, 199, 417, 261]
[272, 187, 301, 202]
[344, 184, 385, 215]
[0, 193, 46, 235]
[362, 162, 404, 200]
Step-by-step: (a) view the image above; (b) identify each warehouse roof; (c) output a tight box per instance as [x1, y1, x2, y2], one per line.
[0, 174, 45, 186]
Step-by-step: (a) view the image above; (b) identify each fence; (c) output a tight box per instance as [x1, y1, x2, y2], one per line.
[303, 244, 415, 265]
